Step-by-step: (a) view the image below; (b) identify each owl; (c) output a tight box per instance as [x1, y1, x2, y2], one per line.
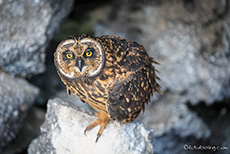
[54, 34, 161, 142]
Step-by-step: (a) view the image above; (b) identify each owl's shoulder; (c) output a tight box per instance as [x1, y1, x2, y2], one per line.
[111, 38, 151, 73]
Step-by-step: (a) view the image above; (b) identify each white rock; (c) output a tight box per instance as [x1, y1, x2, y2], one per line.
[28, 98, 154, 154]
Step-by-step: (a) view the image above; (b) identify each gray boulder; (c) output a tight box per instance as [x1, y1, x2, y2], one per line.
[0, 0, 74, 77]
[28, 98, 154, 154]
[0, 71, 39, 150]
[2, 106, 46, 154]
[94, 0, 230, 105]
[142, 93, 210, 139]
[141, 93, 211, 154]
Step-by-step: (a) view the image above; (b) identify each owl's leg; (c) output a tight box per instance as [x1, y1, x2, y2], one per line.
[84, 111, 110, 142]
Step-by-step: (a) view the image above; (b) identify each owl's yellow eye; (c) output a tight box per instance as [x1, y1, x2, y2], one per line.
[86, 51, 93, 57]
[66, 53, 73, 59]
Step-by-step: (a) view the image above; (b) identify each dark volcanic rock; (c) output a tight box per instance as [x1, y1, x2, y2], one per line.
[28, 98, 154, 154]
[0, 0, 74, 77]
[0, 71, 39, 151]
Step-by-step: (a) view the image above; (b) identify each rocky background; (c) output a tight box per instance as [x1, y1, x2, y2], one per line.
[0, 0, 229, 154]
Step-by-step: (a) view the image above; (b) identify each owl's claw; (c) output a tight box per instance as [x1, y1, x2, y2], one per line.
[83, 118, 100, 136]
[84, 128, 88, 136]
[95, 134, 101, 143]
[83, 111, 110, 142]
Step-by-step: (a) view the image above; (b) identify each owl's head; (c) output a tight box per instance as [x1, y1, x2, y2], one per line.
[54, 34, 105, 78]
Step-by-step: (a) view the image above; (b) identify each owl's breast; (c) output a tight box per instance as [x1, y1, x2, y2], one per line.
[67, 77, 109, 112]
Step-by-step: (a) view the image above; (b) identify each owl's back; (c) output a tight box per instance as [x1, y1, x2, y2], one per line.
[96, 35, 161, 122]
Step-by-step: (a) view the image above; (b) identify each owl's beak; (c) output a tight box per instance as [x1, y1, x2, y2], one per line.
[77, 57, 84, 72]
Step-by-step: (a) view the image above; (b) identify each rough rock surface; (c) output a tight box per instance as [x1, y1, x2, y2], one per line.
[0, 0, 74, 77]
[142, 93, 210, 139]
[94, 0, 230, 105]
[0, 71, 39, 151]
[140, 93, 211, 154]
[2, 107, 45, 154]
[28, 98, 154, 154]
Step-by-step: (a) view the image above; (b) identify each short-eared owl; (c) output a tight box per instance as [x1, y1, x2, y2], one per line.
[54, 34, 161, 142]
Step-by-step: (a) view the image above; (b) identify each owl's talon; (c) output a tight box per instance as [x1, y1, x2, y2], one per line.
[84, 128, 88, 136]
[83, 111, 110, 142]
[95, 134, 101, 143]
[83, 119, 100, 136]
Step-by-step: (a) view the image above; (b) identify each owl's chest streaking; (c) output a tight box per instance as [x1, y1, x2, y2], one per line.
[58, 68, 115, 112]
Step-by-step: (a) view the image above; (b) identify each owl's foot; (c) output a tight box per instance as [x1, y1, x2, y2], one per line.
[84, 111, 110, 142]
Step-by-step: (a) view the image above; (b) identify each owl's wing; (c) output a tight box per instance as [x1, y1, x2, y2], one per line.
[99, 35, 150, 72]
[107, 66, 160, 122]
[106, 41, 161, 122]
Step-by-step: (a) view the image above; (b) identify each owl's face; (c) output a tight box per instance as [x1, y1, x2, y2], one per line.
[54, 35, 105, 78]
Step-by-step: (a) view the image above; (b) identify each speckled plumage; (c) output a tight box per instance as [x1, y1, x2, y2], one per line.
[54, 34, 161, 142]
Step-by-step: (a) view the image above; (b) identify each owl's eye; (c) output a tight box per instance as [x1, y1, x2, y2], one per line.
[62, 51, 75, 61]
[66, 53, 73, 59]
[86, 51, 93, 57]
[85, 48, 94, 57]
